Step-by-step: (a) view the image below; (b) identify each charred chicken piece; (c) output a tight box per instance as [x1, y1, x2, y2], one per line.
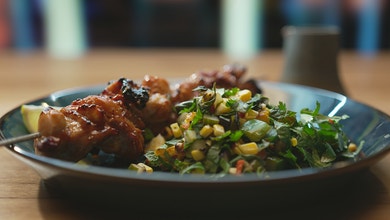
[171, 64, 261, 103]
[141, 75, 176, 133]
[34, 79, 148, 162]
[34, 65, 261, 163]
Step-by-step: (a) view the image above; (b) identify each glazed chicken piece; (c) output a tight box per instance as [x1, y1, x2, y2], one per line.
[141, 75, 176, 133]
[34, 78, 148, 162]
[171, 64, 261, 103]
[34, 65, 261, 163]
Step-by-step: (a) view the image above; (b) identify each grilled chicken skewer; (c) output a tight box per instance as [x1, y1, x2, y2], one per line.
[33, 65, 261, 163]
[0, 132, 40, 146]
[35, 78, 148, 162]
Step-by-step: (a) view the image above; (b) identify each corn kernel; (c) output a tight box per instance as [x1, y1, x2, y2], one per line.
[236, 89, 252, 102]
[213, 124, 225, 136]
[166, 145, 177, 157]
[129, 163, 154, 173]
[257, 108, 270, 123]
[290, 137, 298, 147]
[245, 109, 258, 119]
[229, 167, 237, 175]
[233, 145, 243, 155]
[181, 112, 196, 129]
[191, 149, 205, 161]
[215, 99, 231, 115]
[155, 147, 166, 157]
[238, 142, 259, 155]
[128, 163, 143, 173]
[137, 163, 153, 173]
[199, 125, 213, 137]
[170, 122, 183, 138]
[76, 159, 91, 166]
[348, 143, 357, 152]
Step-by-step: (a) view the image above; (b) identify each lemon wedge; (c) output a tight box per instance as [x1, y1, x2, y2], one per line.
[20, 103, 49, 133]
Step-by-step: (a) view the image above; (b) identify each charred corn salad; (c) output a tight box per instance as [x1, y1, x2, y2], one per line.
[141, 86, 362, 175]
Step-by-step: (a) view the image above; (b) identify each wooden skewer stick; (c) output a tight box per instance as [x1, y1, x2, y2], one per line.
[0, 133, 40, 146]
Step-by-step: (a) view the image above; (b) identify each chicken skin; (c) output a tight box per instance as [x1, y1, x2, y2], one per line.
[171, 64, 261, 103]
[34, 65, 261, 163]
[35, 78, 147, 162]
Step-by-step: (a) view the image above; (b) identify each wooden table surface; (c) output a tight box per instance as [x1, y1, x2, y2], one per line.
[0, 49, 390, 219]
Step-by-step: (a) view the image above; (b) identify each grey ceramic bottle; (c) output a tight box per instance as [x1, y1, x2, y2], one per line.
[280, 26, 346, 94]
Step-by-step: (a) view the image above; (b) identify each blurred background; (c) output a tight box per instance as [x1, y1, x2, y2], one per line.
[0, 0, 389, 58]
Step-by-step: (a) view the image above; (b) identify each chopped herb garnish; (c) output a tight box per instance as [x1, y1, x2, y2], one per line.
[144, 87, 362, 175]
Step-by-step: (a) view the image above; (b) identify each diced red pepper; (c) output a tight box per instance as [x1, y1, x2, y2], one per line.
[235, 159, 245, 175]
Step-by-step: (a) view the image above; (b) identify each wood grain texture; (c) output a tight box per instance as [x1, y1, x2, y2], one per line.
[1, 49, 390, 219]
